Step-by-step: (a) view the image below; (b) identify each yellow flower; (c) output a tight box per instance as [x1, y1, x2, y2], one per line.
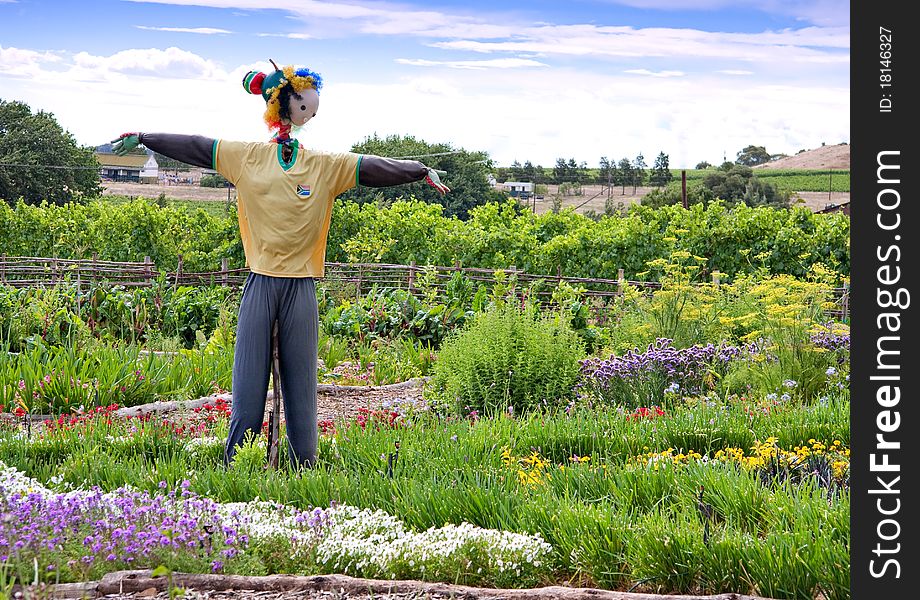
[832, 460, 849, 480]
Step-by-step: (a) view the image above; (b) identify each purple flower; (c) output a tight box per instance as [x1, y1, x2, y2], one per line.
[0, 478, 250, 578]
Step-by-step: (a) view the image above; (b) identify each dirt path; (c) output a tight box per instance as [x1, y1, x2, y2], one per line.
[102, 181, 237, 202]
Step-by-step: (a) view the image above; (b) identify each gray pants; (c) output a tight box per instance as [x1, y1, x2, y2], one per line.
[224, 273, 318, 469]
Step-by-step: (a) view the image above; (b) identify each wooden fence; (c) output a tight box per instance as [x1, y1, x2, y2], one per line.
[0, 254, 850, 321]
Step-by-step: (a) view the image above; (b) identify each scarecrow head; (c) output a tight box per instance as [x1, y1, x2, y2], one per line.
[243, 60, 323, 137]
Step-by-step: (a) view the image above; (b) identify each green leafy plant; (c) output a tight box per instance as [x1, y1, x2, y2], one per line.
[426, 300, 585, 415]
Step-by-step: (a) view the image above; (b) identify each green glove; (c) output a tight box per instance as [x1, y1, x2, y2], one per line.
[424, 168, 450, 195]
[111, 133, 141, 156]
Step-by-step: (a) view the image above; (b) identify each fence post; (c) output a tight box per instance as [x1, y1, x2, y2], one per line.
[408, 260, 416, 293]
[221, 258, 229, 287]
[617, 268, 625, 294]
[143, 256, 152, 287]
[681, 170, 688, 209]
[174, 254, 183, 292]
[712, 270, 721, 287]
[91, 253, 98, 286]
[76, 265, 82, 310]
[842, 282, 850, 322]
[356, 265, 363, 299]
[1, 254, 5, 285]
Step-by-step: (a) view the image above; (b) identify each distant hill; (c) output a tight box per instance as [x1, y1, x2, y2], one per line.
[755, 143, 849, 170]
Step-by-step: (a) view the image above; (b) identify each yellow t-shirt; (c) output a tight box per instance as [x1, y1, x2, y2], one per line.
[214, 140, 361, 278]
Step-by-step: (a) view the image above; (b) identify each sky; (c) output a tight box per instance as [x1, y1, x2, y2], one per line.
[0, 0, 849, 168]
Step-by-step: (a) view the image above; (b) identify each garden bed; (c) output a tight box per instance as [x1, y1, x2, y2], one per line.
[1, 262, 851, 600]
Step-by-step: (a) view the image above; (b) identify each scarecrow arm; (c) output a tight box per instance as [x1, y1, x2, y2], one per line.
[359, 156, 449, 194]
[111, 132, 215, 170]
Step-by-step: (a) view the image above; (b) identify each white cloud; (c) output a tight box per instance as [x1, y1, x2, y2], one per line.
[395, 58, 548, 70]
[0, 43, 847, 168]
[125, 0, 381, 19]
[1, 0, 849, 168]
[135, 25, 233, 34]
[125, 0, 513, 40]
[298, 67, 847, 168]
[624, 69, 684, 77]
[126, 0, 849, 39]
[71, 47, 225, 79]
[0, 45, 61, 77]
[256, 32, 314, 39]
[431, 24, 848, 65]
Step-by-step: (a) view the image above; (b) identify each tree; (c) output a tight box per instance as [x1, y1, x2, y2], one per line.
[200, 173, 230, 188]
[509, 160, 524, 181]
[598, 156, 611, 190]
[695, 160, 713, 169]
[522, 160, 537, 182]
[632, 153, 647, 193]
[340, 133, 502, 220]
[702, 164, 789, 208]
[615, 157, 633, 194]
[0, 99, 101, 205]
[532, 164, 546, 185]
[649, 151, 673, 187]
[154, 152, 195, 176]
[552, 158, 568, 184]
[577, 160, 590, 185]
[735, 145, 771, 167]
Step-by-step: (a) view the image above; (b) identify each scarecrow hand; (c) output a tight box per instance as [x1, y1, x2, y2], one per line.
[111, 133, 142, 156]
[424, 168, 450, 195]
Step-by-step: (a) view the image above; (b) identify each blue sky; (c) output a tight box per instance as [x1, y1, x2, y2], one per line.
[0, 0, 849, 167]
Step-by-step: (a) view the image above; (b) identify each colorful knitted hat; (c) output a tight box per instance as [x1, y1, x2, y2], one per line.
[242, 59, 324, 132]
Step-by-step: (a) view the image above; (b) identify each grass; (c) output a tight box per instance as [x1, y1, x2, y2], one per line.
[0, 340, 233, 413]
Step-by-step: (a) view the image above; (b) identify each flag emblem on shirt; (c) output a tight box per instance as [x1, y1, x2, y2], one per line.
[297, 184, 312, 197]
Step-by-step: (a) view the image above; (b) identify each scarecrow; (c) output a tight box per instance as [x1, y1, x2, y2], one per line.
[112, 61, 449, 468]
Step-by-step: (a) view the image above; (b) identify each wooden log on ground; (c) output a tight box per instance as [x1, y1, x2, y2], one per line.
[84, 570, 780, 600]
[113, 393, 232, 418]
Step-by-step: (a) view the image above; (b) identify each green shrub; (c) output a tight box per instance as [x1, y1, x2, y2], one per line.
[200, 173, 230, 188]
[640, 185, 714, 209]
[426, 301, 585, 415]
